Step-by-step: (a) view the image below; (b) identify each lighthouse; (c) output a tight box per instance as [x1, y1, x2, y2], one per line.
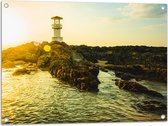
[51, 16, 63, 42]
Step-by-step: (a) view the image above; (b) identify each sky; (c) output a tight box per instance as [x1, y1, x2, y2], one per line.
[2, 1, 167, 49]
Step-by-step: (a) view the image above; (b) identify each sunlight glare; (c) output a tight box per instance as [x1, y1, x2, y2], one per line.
[43, 45, 51, 52]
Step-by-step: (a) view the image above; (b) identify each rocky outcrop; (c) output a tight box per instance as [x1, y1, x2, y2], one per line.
[13, 68, 31, 75]
[12, 63, 38, 76]
[49, 61, 100, 92]
[72, 45, 167, 83]
[115, 71, 135, 81]
[136, 100, 167, 114]
[115, 80, 164, 98]
[37, 41, 100, 92]
[106, 65, 167, 83]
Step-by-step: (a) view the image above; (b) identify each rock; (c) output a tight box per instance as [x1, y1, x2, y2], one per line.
[129, 65, 144, 75]
[136, 100, 167, 114]
[12, 64, 38, 76]
[115, 71, 133, 80]
[105, 64, 166, 83]
[115, 80, 147, 91]
[80, 83, 87, 90]
[147, 90, 164, 98]
[88, 79, 99, 92]
[50, 64, 100, 92]
[2, 61, 16, 68]
[115, 80, 164, 98]
[89, 66, 99, 76]
[42, 42, 100, 92]
[12, 68, 31, 75]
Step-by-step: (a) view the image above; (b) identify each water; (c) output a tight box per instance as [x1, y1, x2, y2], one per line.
[2, 68, 167, 124]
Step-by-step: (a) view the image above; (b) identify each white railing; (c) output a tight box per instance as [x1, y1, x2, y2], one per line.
[52, 37, 63, 42]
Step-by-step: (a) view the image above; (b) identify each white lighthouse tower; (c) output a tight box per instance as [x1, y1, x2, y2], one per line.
[51, 16, 63, 42]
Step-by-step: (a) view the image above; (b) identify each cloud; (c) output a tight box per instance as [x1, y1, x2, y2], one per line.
[99, 17, 127, 24]
[119, 4, 167, 19]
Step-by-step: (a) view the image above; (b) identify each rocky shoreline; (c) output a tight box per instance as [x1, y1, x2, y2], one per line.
[5, 42, 100, 92]
[2, 41, 167, 115]
[37, 41, 100, 92]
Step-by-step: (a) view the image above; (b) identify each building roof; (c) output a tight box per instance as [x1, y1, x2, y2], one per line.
[51, 16, 63, 20]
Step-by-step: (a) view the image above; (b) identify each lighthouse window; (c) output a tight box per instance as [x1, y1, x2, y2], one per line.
[56, 20, 59, 24]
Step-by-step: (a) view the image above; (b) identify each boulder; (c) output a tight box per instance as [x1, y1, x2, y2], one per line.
[77, 77, 90, 83]
[115, 71, 133, 80]
[80, 83, 87, 90]
[136, 100, 167, 114]
[88, 79, 99, 92]
[147, 90, 164, 98]
[115, 80, 163, 98]
[12, 68, 31, 75]
[88, 66, 99, 76]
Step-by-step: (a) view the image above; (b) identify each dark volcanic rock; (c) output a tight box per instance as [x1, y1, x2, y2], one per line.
[88, 66, 99, 76]
[115, 71, 134, 80]
[73, 66, 100, 92]
[115, 80, 164, 98]
[43, 42, 100, 92]
[136, 100, 167, 114]
[50, 65, 100, 92]
[105, 64, 167, 83]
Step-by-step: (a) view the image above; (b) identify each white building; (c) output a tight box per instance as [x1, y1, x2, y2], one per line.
[51, 16, 63, 42]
